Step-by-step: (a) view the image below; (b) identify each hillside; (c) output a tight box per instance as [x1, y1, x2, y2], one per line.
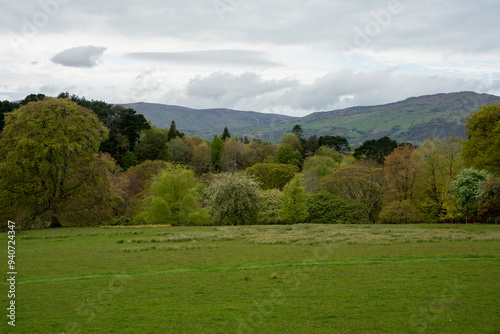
[118, 102, 297, 135]
[231, 91, 500, 144]
[123, 92, 500, 144]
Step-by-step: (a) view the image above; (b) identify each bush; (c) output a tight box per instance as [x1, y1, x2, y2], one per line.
[378, 200, 423, 224]
[206, 173, 261, 225]
[258, 189, 283, 224]
[307, 191, 368, 224]
[279, 174, 308, 223]
[245, 163, 298, 190]
[133, 165, 209, 225]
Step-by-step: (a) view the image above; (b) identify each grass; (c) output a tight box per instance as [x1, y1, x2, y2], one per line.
[1, 224, 500, 333]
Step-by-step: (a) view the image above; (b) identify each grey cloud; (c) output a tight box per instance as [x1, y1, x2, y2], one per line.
[173, 70, 492, 116]
[185, 72, 298, 105]
[51, 46, 106, 68]
[125, 50, 281, 68]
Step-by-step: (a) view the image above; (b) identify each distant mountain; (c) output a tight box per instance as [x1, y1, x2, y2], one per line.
[122, 92, 500, 144]
[118, 102, 297, 137]
[229, 91, 500, 144]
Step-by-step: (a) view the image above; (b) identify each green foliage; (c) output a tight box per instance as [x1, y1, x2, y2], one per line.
[244, 163, 298, 190]
[279, 174, 308, 223]
[279, 133, 302, 152]
[318, 135, 350, 155]
[121, 150, 138, 171]
[258, 189, 283, 224]
[478, 178, 500, 223]
[302, 155, 339, 192]
[304, 135, 319, 156]
[206, 173, 261, 225]
[291, 124, 304, 140]
[450, 168, 492, 221]
[353, 136, 398, 164]
[276, 144, 302, 167]
[0, 100, 19, 132]
[0, 98, 114, 227]
[221, 126, 231, 140]
[378, 200, 423, 224]
[134, 165, 209, 225]
[62, 93, 150, 161]
[316, 146, 341, 163]
[417, 137, 464, 221]
[127, 160, 169, 185]
[321, 162, 385, 223]
[211, 135, 225, 172]
[167, 120, 183, 141]
[307, 191, 368, 224]
[462, 104, 500, 176]
[242, 140, 277, 168]
[135, 130, 170, 162]
[168, 137, 191, 164]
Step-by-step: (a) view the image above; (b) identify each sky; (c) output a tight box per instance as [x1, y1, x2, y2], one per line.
[1, 0, 499, 117]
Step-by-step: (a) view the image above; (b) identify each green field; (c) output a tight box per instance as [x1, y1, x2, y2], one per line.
[2, 224, 500, 333]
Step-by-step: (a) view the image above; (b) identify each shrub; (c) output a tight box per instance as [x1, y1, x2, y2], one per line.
[378, 200, 423, 224]
[206, 173, 261, 225]
[307, 191, 368, 224]
[279, 174, 308, 223]
[258, 189, 283, 224]
[133, 165, 209, 225]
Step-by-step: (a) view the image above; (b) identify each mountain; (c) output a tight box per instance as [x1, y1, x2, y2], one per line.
[227, 91, 500, 144]
[118, 102, 297, 136]
[122, 92, 500, 144]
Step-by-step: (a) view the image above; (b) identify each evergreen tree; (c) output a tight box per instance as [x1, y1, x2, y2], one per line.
[221, 127, 231, 140]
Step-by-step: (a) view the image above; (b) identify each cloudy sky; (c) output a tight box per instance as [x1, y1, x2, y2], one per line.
[1, 0, 499, 116]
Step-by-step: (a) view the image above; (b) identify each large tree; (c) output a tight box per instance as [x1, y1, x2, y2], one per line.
[0, 98, 114, 228]
[417, 137, 464, 220]
[245, 163, 298, 190]
[59, 93, 150, 161]
[383, 144, 422, 203]
[462, 104, 500, 176]
[321, 161, 385, 223]
[206, 173, 261, 225]
[450, 168, 491, 222]
[353, 136, 398, 164]
[318, 135, 350, 155]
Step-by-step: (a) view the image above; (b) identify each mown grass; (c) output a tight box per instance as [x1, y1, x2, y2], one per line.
[1, 224, 499, 333]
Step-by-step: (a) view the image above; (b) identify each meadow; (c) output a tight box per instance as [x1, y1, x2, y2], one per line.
[1, 224, 500, 333]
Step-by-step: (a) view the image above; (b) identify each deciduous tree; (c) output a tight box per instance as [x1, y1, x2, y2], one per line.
[450, 168, 491, 222]
[321, 161, 384, 223]
[134, 165, 209, 225]
[0, 98, 114, 227]
[279, 174, 308, 223]
[206, 173, 261, 225]
[245, 163, 298, 190]
[462, 104, 500, 176]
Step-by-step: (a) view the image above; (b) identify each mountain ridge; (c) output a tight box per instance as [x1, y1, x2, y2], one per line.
[119, 91, 500, 144]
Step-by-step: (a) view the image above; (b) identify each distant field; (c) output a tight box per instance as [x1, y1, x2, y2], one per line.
[1, 224, 500, 333]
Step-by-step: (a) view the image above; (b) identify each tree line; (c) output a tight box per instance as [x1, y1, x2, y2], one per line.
[0, 95, 498, 229]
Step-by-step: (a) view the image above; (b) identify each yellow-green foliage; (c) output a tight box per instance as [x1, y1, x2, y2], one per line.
[463, 104, 500, 176]
[134, 165, 209, 225]
[245, 163, 298, 190]
[279, 174, 308, 223]
[258, 189, 283, 224]
[0, 98, 113, 227]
